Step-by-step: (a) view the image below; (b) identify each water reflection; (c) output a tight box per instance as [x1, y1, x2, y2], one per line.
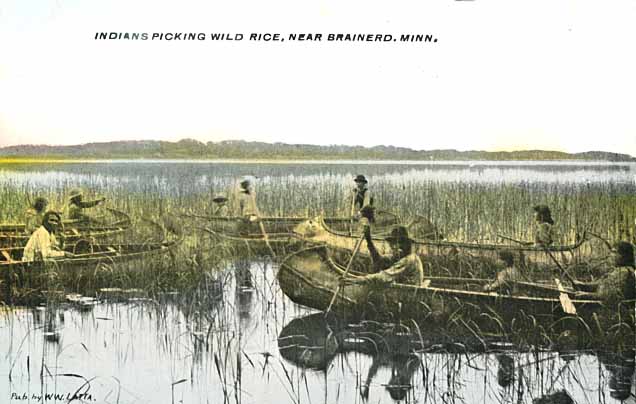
[1, 261, 634, 404]
[278, 311, 636, 403]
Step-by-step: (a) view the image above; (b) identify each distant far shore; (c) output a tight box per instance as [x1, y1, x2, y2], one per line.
[1, 157, 633, 166]
[0, 139, 634, 162]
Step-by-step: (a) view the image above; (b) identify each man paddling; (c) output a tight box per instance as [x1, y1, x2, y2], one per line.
[350, 207, 424, 286]
[22, 211, 73, 262]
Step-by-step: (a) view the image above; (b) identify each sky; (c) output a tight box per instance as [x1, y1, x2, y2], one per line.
[1, 0, 635, 155]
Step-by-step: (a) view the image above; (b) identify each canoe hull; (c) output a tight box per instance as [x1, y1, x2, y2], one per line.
[1, 239, 181, 304]
[0, 208, 132, 248]
[278, 246, 634, 346]
[293, 217, 592, 272]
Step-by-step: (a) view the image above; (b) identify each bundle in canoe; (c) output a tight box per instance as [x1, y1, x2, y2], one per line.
[0, 208, 132, 248]
[292, 216, 589, 270]
[278, 246, 634, 337]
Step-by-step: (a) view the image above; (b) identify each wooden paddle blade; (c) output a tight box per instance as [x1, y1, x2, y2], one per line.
[555, 279, 577, 315]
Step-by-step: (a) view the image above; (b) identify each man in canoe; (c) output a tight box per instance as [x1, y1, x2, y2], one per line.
[67, 188, 107, 223]
[573, 241, 636, 304]
[351, 208, 424, 286]
[483, 251, 521, 294]
[22, 211, 73, 261]
[351, 175, 374, 222]
[25, 197, 49, 234]
[235, 177, 267, 238]
[533, 205, 556, 246]
[212, 194, 229, 216]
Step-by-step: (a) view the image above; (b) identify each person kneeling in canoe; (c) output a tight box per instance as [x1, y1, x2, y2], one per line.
[533, 205, 556, 246]
[22, 211, 74, 262]
[212, 194, 229, 216]
[354, 209, 424, 286]
[25, 196, 49, 234]
[67, 188, 107, 223]
[572, 241, 636, 304]
[483, 251, 520, 294]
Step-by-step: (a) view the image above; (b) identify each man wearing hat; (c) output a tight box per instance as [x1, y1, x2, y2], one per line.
[212, 194, 229, 216]
[533, 205, 556, 246]
[235, 177, 262, 235]
[236, 178, 259, 220]
[67, 188, 106, 223]
[354, 216, 424, 286]
[22, 211, 73, 262]
[351, 175, 374, 222]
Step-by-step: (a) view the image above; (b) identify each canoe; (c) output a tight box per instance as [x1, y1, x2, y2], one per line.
[184, 210, 400, 241]
[0, 236, 183, 304]
[277, 246, 634, 340]
[0, 208, 132, 248]
[185, 211, 400, 248]
[291, 216, 590, 270]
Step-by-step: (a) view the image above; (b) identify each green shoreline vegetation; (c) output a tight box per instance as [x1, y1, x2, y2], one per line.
[1, 139, 634, 161]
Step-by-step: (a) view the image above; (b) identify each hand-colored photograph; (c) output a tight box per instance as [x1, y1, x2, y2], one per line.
[1, 1, 635, 403]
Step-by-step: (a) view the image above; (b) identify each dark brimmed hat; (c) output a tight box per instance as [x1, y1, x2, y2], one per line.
[614, 241, 634, 258]
[532, 205, 551, 216]
[33, 197, 49, 210]
[239, 178, 251, 189]
[68, 188, 83, 200]
[385, 225, 410, 242]
[212, 194, 228, 203]
[354, 174, 367, 183]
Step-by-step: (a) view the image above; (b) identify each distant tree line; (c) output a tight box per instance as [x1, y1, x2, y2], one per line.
[0, 139, 633, 161]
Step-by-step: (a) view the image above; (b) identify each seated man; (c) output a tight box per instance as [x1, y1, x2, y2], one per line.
[483, 251, 521, 294]
[359, 219, 424, 286]
[573, 241, 636, 304]
[22, 211, 73, 262]
[67, 188, 106, 222]
[533, 205, 556, 246]
[212, 194, 229, 216]
[25, 197, 49, 234]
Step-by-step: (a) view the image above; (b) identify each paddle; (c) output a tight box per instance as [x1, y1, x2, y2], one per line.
[257, 219, 276, 257]
[554, 278, 576, 315]
[497, 234, 533, 246]
[324, 231, 365, 316]
[252, 198, 276, 258]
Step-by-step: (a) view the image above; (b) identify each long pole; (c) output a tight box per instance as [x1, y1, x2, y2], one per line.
[325, 232, 365, 316]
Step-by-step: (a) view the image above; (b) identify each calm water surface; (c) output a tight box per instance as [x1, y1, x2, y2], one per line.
[1, 261, 634, 404]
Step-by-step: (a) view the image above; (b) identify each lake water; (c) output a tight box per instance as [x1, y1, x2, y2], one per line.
[1, 261, 634, 404]
[1, 161, 634, 196]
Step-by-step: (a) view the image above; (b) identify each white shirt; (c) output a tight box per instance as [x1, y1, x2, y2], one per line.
[22, 226, 65, 262]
